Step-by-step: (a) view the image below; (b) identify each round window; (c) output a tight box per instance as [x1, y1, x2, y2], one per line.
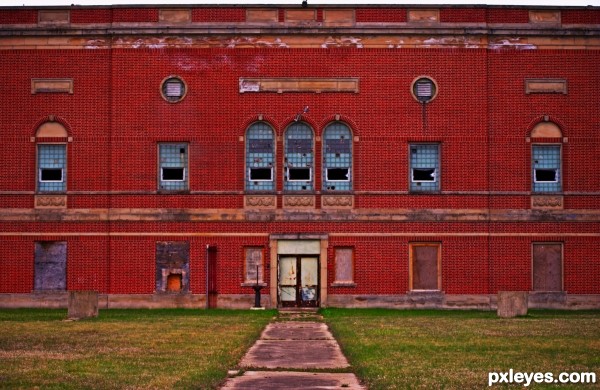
[160, 76, 187, 103]
[411, 76, 438, 103]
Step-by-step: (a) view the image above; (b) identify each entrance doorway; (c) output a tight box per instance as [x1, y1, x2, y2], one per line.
[278, 256, 319, 307]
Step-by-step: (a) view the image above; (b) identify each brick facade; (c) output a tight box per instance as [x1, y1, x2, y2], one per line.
[0, 5, 598, 309]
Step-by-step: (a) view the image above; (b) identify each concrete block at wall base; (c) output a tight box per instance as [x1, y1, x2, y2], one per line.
[528, 291, 567, 309]
[0, 292, 69, 308]
[327, 294, 494, 310]
[217, 294, 273, 309]
[497, 291, 528, 318]
[103, 294, 205, 309]
[68, 291, 98, 319]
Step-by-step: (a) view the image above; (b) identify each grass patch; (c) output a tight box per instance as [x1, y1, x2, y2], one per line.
[321, 308, 600, 389]
[0, 308, 275, 389]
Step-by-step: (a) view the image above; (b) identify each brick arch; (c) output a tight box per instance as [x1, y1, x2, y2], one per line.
[320, 114, 359, 136]
[240, 114, 280, 137]
[526, 115, 567, 138]
[31, 115, 73, 138]
[281, 115, 319, 135]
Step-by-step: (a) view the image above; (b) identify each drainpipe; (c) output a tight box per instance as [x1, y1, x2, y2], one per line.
[205, 244, 209, 309]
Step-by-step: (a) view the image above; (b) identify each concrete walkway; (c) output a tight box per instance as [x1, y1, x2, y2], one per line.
[221, 309, 365, 389]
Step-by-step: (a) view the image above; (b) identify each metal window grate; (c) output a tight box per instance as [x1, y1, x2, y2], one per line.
[532, 145, 561, 192]
[165, 82, 182, 97]
[323, 123, 352, 191]
[416, 82, 432, 98]
[38, 144, 66, 192]
[159, 143, 188, 190]
[246, 123, 275, 191]
[410, 144, 440, 192]
[284, 123, 313, 191]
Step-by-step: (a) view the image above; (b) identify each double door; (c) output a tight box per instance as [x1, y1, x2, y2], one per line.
[278, 256, 319, 307]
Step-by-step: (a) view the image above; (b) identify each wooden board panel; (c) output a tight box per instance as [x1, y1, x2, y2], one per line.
[334, 247, 353, 282]
[34, 241, 66, 291]
[533, 244, 562, 291]
[411, 244, 439, 290]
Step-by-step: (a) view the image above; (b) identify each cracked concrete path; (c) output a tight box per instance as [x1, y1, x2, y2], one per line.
[221, 311, 366, 389]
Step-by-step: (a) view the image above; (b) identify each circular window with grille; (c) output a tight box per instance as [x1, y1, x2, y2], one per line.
[411, 76, 438, 103]
[160, 75, 187, 103]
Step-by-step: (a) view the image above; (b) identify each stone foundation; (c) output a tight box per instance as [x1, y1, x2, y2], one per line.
[0, 293, 597, 310]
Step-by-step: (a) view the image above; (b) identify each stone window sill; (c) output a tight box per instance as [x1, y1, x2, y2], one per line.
[241, 282, 267, 287]
[331, 282, 356, 287]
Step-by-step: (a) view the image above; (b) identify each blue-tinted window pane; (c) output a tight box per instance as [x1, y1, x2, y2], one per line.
[246, 123, 275, 191]
[159, 143, 188, 191]
[532, 145, 561, 192]
[38, 144, 66, 192]
[284, 123, 313, 191]
[410, 144, 440, 192]
[323, 123, 352, 191]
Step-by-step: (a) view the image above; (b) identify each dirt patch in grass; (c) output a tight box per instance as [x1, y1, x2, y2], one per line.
[0, 309, 275, 389]
[321, 309, 600, 389]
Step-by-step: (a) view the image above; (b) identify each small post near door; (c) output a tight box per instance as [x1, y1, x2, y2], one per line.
[206, 245, 218, 309]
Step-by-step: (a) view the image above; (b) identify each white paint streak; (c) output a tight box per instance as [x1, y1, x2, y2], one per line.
[489, 38, 538, 50]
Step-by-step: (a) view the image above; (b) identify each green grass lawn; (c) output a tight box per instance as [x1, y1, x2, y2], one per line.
[0, 309, 275, 389]
[321, 309, 600, 390]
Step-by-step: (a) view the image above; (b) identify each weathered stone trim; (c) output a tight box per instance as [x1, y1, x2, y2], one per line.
[531, 195, 563, 210]
[244, 195, 277, 209]
[282, 195, 315, 209]
[34, 195, 67, 209]
[321, 195, 354, 209]
[31, 78, 73, 94]
[240, 78, 359, 94]
[525, 79, 567, 94]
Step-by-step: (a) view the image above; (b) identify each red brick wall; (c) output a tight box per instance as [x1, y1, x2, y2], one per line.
[191, 8, 245, 23]
[355, 8, 406, 23]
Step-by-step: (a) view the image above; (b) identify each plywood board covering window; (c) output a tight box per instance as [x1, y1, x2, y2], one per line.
[334, 247, 354, 284]
[410, 243, 441, 290]
[34, 241, 66, 291]
[245, 247, 264, 284]
[533, 243, 563, 291]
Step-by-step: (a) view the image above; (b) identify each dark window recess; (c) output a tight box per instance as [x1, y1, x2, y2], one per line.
[535, 169, 557, 182]
[40, 169, 63, 182]
[325, 139, 351, 154]
[249, 139, 273, 153]
[412, 168, 435, 181]
[327, 168, 349, 181]
[288, 167, 311, 181]
[286, 138, 312, 154]
[250, 168, 273, 181]
[162, 168, 184, 181]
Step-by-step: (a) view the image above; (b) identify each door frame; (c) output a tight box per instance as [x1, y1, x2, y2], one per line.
[278, 255, 320, 307]
[269, 235, 328, 308]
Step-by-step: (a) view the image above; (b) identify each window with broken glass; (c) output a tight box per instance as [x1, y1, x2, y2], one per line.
[38, 144, 66, 192]
[284, 122, 314, 191]
[246, 122, 275, 191]
[410, 144, 440, 192]
[158, 143, 188, 191]
[323, 123, 352, 191]
[532, 145, 561, 192]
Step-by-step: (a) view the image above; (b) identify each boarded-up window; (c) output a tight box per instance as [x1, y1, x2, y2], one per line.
[34, 241, 66, 291]
[245, 247, 264, 284]
[334, 247, 354, 283]
[533, 243, 562, 291]
[410, 243, 441, 290]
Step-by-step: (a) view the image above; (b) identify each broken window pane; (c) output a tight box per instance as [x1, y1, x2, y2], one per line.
[288, 167, 311, 181]
[326, 168, 350, 182]
[249, 168, 273, 181]
[323, 123, 352, 191]
[159, 143, 188, 190]
[410, 144, 440, 192]
[162, 167, 185, 181]
[412, 168, 436, 182]
[40, 168, 63, 182]
[535, 169, 558, 182]
[284, 123, 314, 191]
[38, 144, 66, 192]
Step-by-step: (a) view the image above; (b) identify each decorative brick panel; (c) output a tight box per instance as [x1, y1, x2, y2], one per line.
[244, 195, 277, 209]
[35, 195, 67, 209]
[531, 195, 563, 210]
[283, 195, 315, 209]
[322, 195, 354, 209]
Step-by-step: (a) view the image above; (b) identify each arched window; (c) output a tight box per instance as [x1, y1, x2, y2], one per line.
[530, 121, 563, 193]
[284, 122, 313, 191]
[36, 122, 68, 193]
[246, 122, 275, 191]
[323, 122, 352, 191]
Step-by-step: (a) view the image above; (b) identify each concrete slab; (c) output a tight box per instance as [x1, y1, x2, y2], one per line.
[221, 371, 365, 390]
[262, 322, 333, 340]
[240, 340, 349, 369]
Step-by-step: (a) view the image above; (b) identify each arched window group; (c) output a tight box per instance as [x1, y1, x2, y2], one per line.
[245, 121, 353, 192]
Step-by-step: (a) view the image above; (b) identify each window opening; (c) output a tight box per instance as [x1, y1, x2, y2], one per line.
[284, 123, 313, 191]
[323, 123, 352, 191]
[246, 123, 275, 191]
[159, 143, 188, 190]
[532, 145, 561, 192]
[38, 144, 66, 192]
[410, 144, 439, 191]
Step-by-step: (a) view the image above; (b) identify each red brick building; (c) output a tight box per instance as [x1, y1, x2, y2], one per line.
[0, 4, 599, 309]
